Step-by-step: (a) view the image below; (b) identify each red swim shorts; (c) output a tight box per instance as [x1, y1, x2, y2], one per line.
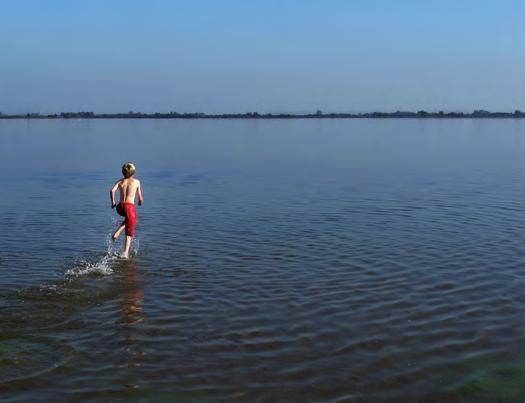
[116, 202, 137, 237]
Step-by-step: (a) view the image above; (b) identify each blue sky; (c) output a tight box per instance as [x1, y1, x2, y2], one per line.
[1, 0, 524, 113]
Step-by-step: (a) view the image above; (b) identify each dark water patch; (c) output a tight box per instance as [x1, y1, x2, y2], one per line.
[0, 338, 75, 384]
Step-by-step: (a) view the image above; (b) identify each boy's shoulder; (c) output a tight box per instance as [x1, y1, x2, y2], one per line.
[116, 177, 140, 186]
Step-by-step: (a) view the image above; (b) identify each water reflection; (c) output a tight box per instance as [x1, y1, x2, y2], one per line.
[117, 260, 145, 371]
[119, 260, 144, 325]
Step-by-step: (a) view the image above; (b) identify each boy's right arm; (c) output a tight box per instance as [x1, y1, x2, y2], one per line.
[110, 181, 119, 208]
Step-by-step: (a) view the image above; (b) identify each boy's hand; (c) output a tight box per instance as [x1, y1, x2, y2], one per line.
[111, 203, 116, 209]
[138, 199, 143, 206]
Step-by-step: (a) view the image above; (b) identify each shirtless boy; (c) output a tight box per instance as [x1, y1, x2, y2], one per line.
[110, 162, 143, 258]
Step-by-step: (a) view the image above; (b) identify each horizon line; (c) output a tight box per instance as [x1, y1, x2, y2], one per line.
[2, 109, 525, 119]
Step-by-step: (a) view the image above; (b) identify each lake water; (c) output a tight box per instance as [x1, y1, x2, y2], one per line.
[1, 119, 525, 402]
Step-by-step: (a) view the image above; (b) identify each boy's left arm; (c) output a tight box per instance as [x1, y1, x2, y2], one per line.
[137, 181, 143, 206]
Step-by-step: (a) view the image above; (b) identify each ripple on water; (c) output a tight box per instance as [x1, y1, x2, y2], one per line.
[0, 338, 74, 385]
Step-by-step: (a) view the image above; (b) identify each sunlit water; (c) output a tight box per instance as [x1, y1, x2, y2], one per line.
[1, 119, 525, 401]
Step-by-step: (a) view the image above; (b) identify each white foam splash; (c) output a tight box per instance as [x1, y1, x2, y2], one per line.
[65, 236, 117, 277]
[65, 254, 116, 277]
[64, 234, 140, 278]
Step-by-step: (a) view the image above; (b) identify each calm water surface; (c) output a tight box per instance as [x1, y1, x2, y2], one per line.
[1, 119, 525, 402]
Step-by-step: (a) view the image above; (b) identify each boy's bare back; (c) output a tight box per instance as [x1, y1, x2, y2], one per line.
[117, 178, 143, 204]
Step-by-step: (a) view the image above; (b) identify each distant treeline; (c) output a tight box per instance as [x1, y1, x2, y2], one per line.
[2, 110, 525, 119]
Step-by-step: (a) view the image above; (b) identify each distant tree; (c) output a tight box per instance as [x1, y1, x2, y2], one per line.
[417, 110, 428, 117]
[472, 110, 490, 117]
[438, 111, 444, 117]
[316, 110, 323, 116]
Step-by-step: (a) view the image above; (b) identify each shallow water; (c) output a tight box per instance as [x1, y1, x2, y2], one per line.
[1, 119, 525, 401]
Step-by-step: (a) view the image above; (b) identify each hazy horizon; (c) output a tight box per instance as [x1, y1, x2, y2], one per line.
[1, 0, 524, 114]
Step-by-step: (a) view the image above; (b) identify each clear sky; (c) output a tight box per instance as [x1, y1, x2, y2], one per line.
[1, 0, 524, 114]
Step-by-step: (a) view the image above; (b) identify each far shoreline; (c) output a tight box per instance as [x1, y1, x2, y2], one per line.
[2, 110, 525, 120]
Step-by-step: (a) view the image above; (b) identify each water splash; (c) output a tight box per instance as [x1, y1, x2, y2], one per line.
[130, 239, 140, 257]
[65, 254, 116, 278]
[64, 234, 139, 278]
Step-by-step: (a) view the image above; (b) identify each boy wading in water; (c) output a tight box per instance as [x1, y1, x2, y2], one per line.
[110, 162, 143, 258]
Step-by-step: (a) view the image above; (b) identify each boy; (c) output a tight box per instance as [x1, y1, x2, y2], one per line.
[110, 162, 143, 258]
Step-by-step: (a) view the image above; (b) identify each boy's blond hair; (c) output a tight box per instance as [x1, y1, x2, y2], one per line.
[122, 162, 136, 178]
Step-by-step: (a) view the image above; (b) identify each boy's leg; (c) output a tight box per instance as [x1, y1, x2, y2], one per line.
[122, 204, 137, 258]
[112, 221, 126, 240]
[123, 235, 133, 258]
